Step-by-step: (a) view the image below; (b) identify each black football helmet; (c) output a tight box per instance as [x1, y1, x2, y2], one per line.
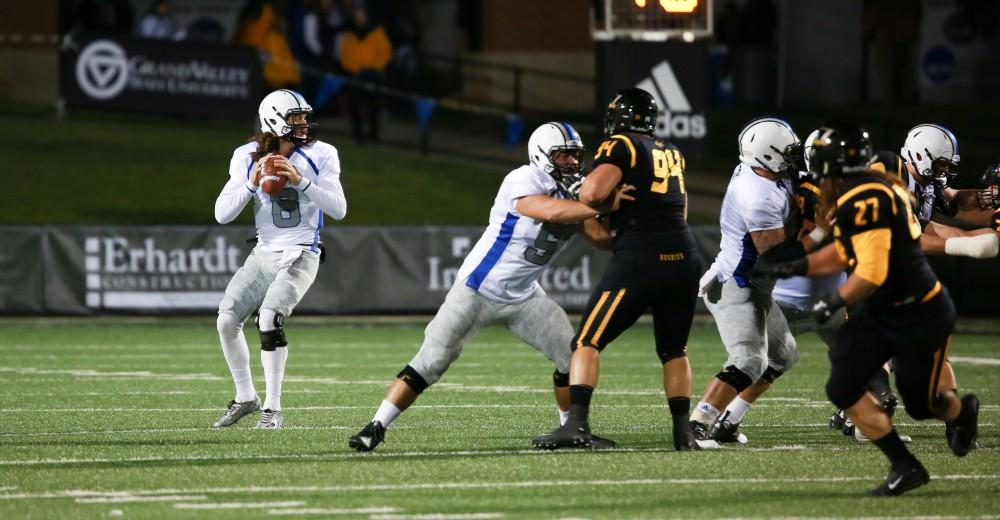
[604, 88, 657, 136]
[978, 159, 1000, 209]
[805, 124, 873, 180]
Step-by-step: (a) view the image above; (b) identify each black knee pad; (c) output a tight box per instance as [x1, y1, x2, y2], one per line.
[552, 370, 570, 388]
[760, 366, 784, 384]
[657, 345, 687, 364]
[397, 365, 430, 394]
[257, 312, 287, 351]
[715, 365, 753, 392]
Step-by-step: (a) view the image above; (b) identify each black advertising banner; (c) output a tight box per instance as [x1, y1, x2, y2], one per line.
[596, 41, 709, 157]
[0, 227, 44, 314]
[60, 32, 262, 118]
[31, 226, 613, 315]
[3, 225, 998, 316]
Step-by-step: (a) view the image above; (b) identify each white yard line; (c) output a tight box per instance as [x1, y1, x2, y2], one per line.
[1, 475, 997, 501]
[4, 402, 997, 413]
[75, 495, 207, 504]
[175, 501, 306, 509]
[949, 356, 1000, 366]
[368, 514, 503, 520]
[267, 507, 401, 516]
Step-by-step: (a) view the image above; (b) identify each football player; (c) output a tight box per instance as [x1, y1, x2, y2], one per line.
[212, 89, 347, 429]
[687, 118, 831, 446]
[757, 124, 979, 496]
[975, 160, 1000, 233]
[348, 122, 633, 451]
[869, 124, 999, 259]
[533, 88, 705, 451]
[712, 132, 901, 445]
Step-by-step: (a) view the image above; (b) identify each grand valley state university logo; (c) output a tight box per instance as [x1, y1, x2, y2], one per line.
[76, 39, 129, 100]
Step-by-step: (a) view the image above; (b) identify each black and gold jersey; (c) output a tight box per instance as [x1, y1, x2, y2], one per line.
[591, 132, 688, 234]
[992, 208, 1000, 233]
[832, 174, 940, 310]
[795, 180, 822, 223]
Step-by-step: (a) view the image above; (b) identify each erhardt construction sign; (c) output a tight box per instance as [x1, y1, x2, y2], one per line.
[84, 235, 242, 309]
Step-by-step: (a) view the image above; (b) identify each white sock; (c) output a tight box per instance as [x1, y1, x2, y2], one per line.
[691, 401, 721, 425]
[558, 408, 570, 426]
[262, 347, 288, 411]
[724, 396, 752, 424]
[373, 399, 402, 427]
[218, 315, 257, 403]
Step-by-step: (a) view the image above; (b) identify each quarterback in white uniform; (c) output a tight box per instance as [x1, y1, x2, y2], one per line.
[212, 90, 347, 429]
[691, 118, 829, 444]
[349, 122, 632, 451]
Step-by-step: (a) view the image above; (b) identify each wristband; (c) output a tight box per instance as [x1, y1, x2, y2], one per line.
[807, 227, 829, 244]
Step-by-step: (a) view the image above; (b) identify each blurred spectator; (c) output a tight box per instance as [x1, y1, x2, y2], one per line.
[339, 6, 391, 144]
[384, 0, 420, 92]
[137, 0, 185, 40]
[235, 1, 302, 89]
[76, 0, 134, 34]
[288, 0, 334, 100]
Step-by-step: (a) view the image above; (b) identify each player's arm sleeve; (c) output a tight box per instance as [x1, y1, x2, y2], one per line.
[745, 193, 786, 232]
[298, 148, 347, 220]
[591, 135, 634, 171]
[214, 152, 257, 224]
[508, 170, 548, 204]
[839, 189, 894, 286]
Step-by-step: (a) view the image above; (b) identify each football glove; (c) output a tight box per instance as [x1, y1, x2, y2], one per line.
[811, 292, 845, 325]
[564, 175, 585, 200]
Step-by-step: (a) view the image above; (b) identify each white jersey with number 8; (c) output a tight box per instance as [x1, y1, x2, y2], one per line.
[216, 140, 347, 253]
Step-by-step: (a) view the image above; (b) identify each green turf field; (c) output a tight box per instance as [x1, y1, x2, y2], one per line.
[1, 318, 997, 518]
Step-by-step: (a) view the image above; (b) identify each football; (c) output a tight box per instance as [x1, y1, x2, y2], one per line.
[260, 155, 287, 194]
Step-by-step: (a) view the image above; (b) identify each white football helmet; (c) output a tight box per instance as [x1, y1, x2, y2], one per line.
[900, 124, 960, 182]
[738, 117, 800, 174]
[802, 128, 821, 173]
[528, 122, 585, 193]
[258, 89, 316, 144]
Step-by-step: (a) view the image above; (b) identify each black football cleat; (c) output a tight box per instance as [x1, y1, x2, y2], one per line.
[689, 420, 720, 449]
[877, 391, 899, 418]
[867, 464, 930, 496]
[349, 421, 386, 452]
[711, 419, 748, 444]
[589, 433, 618, 450]
[533, 421, 593, 450]
[829, 409, 847, 431]
[947, 394, 980, 457]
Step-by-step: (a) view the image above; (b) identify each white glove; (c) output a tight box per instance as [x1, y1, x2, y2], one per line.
[944, 234, 1000, 259]
[698, 266, 720, 298]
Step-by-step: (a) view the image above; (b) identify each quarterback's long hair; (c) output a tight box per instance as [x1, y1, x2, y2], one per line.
[248, 132, 282, 162]
[819, 169, 911, 210]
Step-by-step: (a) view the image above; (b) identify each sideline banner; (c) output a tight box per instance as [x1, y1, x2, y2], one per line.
[59, 32, 262, 118]
[34, 226, 614, 315]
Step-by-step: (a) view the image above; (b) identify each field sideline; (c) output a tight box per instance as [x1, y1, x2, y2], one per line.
[1, 318, 998, 518]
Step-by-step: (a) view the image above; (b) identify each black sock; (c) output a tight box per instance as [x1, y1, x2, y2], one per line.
[873, 428, 919, 469]
[668, 396, 691, 432]
[568, 384, 593, 424]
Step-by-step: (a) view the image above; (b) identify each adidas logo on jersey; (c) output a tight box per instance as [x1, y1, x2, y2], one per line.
[636, 61, 706, 140]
